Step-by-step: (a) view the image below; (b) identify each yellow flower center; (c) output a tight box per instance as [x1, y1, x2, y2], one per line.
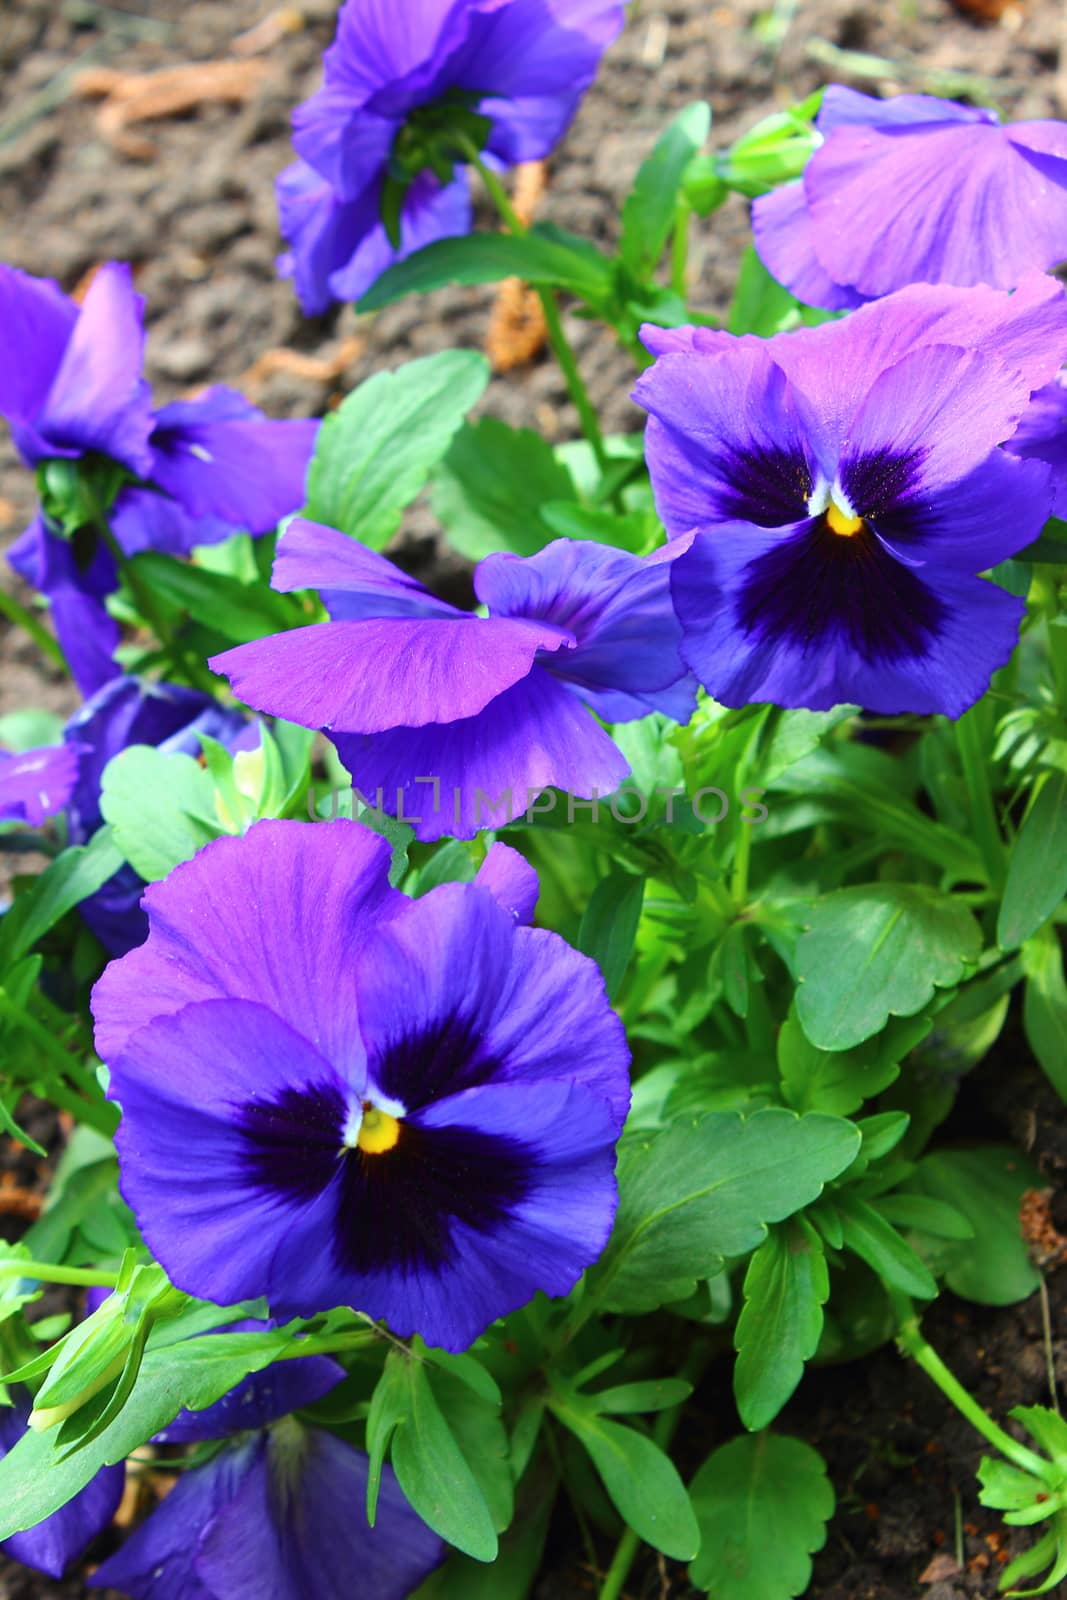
[826, 500, 864, 537]
[356, 1106, 401, 1155]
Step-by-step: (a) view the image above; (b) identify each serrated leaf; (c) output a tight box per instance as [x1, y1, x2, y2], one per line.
[303, 350, 489, 550]
[778, 1008, 928, 1117]
[999, 772, 1067, 949]
[910, 1147, 1041, 1305]
[689, 1432, 834, 1597]
[99, 746, 223, 881]
[590, 1109, 860, 1314]
[796, 884, 982, 1050]
[734, 1219, 829, 1431]
[557, 1406, 699, 1559]
[619, 102, 711, 278]
[431, 416, 576, 560]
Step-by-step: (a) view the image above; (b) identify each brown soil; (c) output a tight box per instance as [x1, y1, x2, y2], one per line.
[1, 1, 1066, 1596]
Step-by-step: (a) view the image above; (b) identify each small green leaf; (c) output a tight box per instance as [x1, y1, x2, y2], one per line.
[303, 350, 489, 551]
[590, 1109, 860, 1314]
[99, 746, 223, 882]
[589, 1378, 693, 1415]
[910, 1147, 1041, 1305]
[557, 1406, 699, 1559]
[539, 501, 650, 552]
[391, 1360, 498, 1562]
[431, 417, 576, 560]
[356, 229, 612, 312]
[796, 884, 982, 1051]
[778, 1008, 927, 1117]
[836, 1193, 937, 1299]
[728, 246, 802, 337]
[734, 1219, 829, 1431]
[430, 1370, 512, 1533]
[365, 1351, 409, 1526]
[689, 1432, 834, 1597]
[998, 772, 1067, 949]
[128, 551, 297, 644]
[0, 829, 125, 968]
[1022, 928, 1067, 1103]
[619, 102, 711, 279]
[577, 872, 645, 1000]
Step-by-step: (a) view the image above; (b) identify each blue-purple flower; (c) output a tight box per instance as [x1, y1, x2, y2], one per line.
[0, 1395, 123, 1578]
[91, 818, 630, 1351]
[0, 741, 82, 827]
[277, 0, 626, 313]
[0, 262, 318, 692]
[752, 87, 1067, 310]
[209, 519, 695, 840]
[63, 675, 253, 956]
[91, 1346, 444, 1599]
[633, 275, 1067, 716]
[1009, 373, 1067, 518]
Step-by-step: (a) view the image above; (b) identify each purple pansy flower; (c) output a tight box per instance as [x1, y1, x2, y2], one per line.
[0, 741, 82, 827]
[92, 1348, 444, 1599]
[1, 263, 318, 693]
[63, 675, 254, 956]
[753, 86, 1067, 310]
[0, 1396, 123, 1578]
[633, 275, 1067, 717]
[209, 519, 696, 840]
[91, 817, 630, 1351]
[277, 0, 626, 313]
[1008, 373, 1067, 517]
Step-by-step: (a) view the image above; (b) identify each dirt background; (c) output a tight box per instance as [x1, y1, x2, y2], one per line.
[2, 0, 1067, 1595]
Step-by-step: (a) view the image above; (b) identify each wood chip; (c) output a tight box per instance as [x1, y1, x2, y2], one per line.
[74, 60, 275, 159]
[486, 161, 550, 372]
[919, 1552, 962, 1583]
[240, 333, 365, 395]
[232, 7, 305, 56]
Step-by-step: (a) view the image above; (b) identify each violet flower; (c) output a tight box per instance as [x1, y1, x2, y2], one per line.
[0, 742, 83, 828]
[91, 818, 630, 1351]
[277, 0, 626, 312]
[0, 1397, 123, 1578]
[753, 86, 1067, 310]
[633, 275, 1067, 716]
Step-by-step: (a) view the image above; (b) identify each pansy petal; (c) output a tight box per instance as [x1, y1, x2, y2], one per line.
[0, 266, 77, 457]
[210, 613, 572, 734]
[1008, 376, 1067, 516]
[109, 997, 359, 1309]
[91, 818, 402, 1062]
[1, 1400, 123, 1579]
[91, 1437, 259, 1600]
[475, 537, 697, 718]
[356, 879, 629, 1119]
[475, 841, 539, 924]
[157, 1354, 344, 1443]
[328, 171, 472, 306]
[291, 94, 397, 202]
[633, 340, 817, 532]
[672, 523, 1025, 717]
[815, 85, 995, 136]
[109, 485, 233, 556]
[872, 448, 1053, 569]
[752, 180, 868, 312]
[196, 1429, 444, 1600]
[38, 263, 155, 476]
[273, 517, 460, 620]
[276, 160, 379, 317]
[8, 514, 121, 695]
[332, 664, 630, 841]
[0, 743, 82, 826]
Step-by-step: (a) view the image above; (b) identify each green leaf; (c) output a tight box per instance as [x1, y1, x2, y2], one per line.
[734, 1218, 829, 1431]
[357, 229, 612, 312]
[0, 1324, 296, 1538]
[910, 1146, 1042, 1305]
[128, 551, 297, 644]
[619, 102, 711, 279]
[1023, 928, 1067, 1103]
[796, 884, 982, 1051]
[430, 1370, 512, 1533]
[366, 1351, 410, 1526]
[303, 350, 489, 550]
[577, 872, 645, 1000]
[590, 1109, 860, 1314]
[0, 829, 125, 968]
[836, 1193, 937, 1299]
[431, 417, 576, 560]
[589, 1378, 693, 1415]
[728, 246, 802, 337]
[556, 1406, 699, 1559]
[99, 746, 223, 882]
[999, 772, 1067, 949]
[689, 1432, 834, 1597]
[390, 1360, 498, 1562]
[778, 1008, 928, 1117]
[539, 500, 650, 552]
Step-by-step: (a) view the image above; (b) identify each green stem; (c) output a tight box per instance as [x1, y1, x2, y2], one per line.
[95, 518, 218, 695]
[894, 1299, 1049, 1478]
[670, 201, 691, 297]
[458, 138, 608, 473]
[954, 706, 1005, 890]
[0, 1260, 120, 1288]
[0, 587, 67, 671]
[274, 1330, 379, 1361]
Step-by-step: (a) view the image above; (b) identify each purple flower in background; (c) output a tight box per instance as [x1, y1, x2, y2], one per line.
[0, 263, 318, 692]
[63, 675, 253, 956]
[634, 275, 1067, 716]
[753, 86, 1067, 310]
[1008, 373, 1067, 517]
[0, 741, 82, 827]
[92, 818, 630, 1350]
[0, 1396, 123, 1578]
[92, 1346, 444, 1599]
[278, 0, 626, 312]
[210, 519, 696, 840]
